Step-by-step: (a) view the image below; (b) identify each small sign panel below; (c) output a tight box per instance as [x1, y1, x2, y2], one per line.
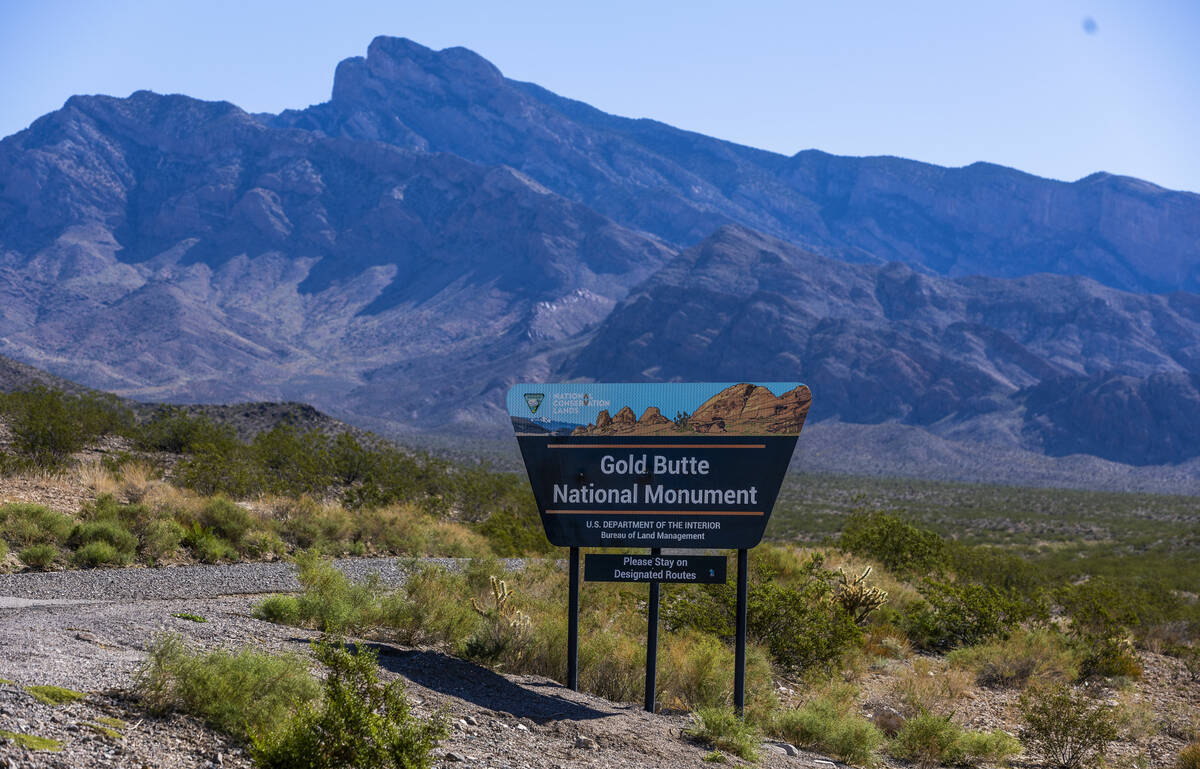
[584, 553, 728, 583]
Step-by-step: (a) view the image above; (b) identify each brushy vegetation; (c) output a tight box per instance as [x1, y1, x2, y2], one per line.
[1177, 742, 1200, 769]
[771, 684, 884, 765]
[947, 628, 1080, 688]
[137, 633, 321, 741]
[134, 635, 444, 769]
[1019, 683, 1119, 769]
[252, 640, 447, 769]
[888, 711, 1020, 768]
[686, 707, 761, 761]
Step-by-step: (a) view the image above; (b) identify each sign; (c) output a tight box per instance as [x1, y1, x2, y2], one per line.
[508, 382, 811, 549]
[584, 553, 727, 583]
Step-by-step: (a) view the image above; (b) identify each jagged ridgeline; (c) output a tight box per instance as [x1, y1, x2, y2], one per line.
[1, 36, 1199, 485]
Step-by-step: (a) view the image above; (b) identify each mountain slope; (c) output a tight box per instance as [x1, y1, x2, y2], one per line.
[562, 225, 1200, 464]
[0, 89, 673, 421]
[276, 36, 1200, 294]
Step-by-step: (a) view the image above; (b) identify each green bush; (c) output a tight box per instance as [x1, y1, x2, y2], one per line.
[904, 580, 1043, 651]
[1019, 684, 1118, 769]
[72, 541, 124, 567]
[252, 640, 447, 769]
[136, 633, 319, 741]
[253, 552, 381, 634]
[839, 512, 948, 576]
[142, 519, 185, 560]
[665, 553, 862, 675]
[18, 543, 57, 570]
[685, 707, 760, 761]
[135, 408, 237, 454]
[69, 519, 138, 563]
[176, 443, 262, 498]
[773, 686, 883, 766]
[378, 566, 478, 648]
[0, 503, 75, 548]
[1177, 742, 1200, 769]
[251, 426, 335, 497]
[199, 497, 252, 546]
[1076, 635, 1143, 681]
[0, 388, 131, 465]
[185, 526, 237, 563]
[889, 711, 1020, 767]
[947, 628, 1079, 688]
[1057, 575, 1186, 639]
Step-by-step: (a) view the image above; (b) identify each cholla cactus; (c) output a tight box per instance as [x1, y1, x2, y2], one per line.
[472, 575, 531, 631]
[836, 566, 888, 625]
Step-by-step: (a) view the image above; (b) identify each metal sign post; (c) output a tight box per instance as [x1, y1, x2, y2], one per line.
[734, 548, 748, 715]
[508, 382, 811, 716]
[645, 547, 661, 713]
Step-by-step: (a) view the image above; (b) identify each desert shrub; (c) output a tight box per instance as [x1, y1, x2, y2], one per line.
[0, 539, 6, 560]
[198, 497, 252, 546]
[18, 543, 57, 570]
[773, 684, 884, 766]
[665, 552, 862, 675]
[686, 707, 760, 761]
[659, 632, 734, 711]
[903, 579, 1043, 651]
[242, 528, 287, 559]
[253, 552, 381, 634]
[948, 628, 1079, 688]
[137, 633, 319, 741]
[839, 512, 948, 576]
[135, 408, 236, 454]
[475, 492, 552, 556]
[1076, 635, 1143, 681]
[0, 503, 74, 548]
[948, 542, 1046, 593]
[378, 566, 478, 648]
[141, 519, 185, 560]
[1177, 743, 1200, 769]
[252, 640, 447, 769]
[70, 519, 138, 563]
[183, 526, 237, 563]
[0, 388, 131, 465]
[890, 711, 1020, 768]
[275, 497, 354, 552]
[250, 426, 335, 498]
[1019, 684, 1118, 769]
[176, 443, 262, 498]
[576, 631, 644, 703]
[888, 657, 973, 718]
[72, 540, 122, 567]
[1058, 575, 1186, 640]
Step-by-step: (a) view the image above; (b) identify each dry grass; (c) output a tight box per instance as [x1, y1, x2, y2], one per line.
[888, 657, 974, 718]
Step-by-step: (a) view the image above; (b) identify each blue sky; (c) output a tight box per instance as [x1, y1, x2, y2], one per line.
[2, 0, 1197, 192]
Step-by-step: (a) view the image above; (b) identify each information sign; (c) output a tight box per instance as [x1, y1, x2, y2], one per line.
[584, 553, 727, 583]
[507, 382, 811, 549]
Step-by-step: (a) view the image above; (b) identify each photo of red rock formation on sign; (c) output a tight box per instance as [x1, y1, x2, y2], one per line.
[569, 383, 812, 436]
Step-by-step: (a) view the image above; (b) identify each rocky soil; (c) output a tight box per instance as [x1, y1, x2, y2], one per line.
[0, 561, 833, 769]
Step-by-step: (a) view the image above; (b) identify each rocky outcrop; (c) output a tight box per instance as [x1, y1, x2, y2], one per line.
[690, 384, 812, 435]
[277, 36, 1200, 295]
[638, 407, 671, 427]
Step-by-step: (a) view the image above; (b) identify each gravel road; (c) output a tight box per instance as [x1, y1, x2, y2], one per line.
[0, 557, 524, 606]
[0, 558, 837, 769]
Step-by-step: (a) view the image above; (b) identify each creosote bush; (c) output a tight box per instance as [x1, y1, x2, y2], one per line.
[839, 512, 948, 576]
[18, 543, 57, 570]
[1019, 683, 1118, 769]
[252, 639, 447, 769]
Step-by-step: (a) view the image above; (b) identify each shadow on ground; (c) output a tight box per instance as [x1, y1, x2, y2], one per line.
[368, 644, 617, 722]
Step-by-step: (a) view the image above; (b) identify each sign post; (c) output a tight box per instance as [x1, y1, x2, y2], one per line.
[508, 382, 811, 713]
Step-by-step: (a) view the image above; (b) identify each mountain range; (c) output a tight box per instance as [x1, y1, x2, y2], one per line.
[2, 36, 1199, 490]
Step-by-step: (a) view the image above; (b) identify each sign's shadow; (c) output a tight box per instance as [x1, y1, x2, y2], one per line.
[363, 643, 617, 722]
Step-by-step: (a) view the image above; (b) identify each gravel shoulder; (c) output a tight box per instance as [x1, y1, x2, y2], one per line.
[0, 562, 833, 769]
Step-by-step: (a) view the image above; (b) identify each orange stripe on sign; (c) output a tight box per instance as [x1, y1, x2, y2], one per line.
[547, 444, 766, 449]
[546, 510, 765, 516]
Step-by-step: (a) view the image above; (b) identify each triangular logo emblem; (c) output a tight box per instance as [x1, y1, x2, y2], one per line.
[524, 393, 545, 414]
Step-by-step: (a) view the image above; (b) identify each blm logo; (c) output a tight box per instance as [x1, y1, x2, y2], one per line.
[524, 393, 545, 415]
